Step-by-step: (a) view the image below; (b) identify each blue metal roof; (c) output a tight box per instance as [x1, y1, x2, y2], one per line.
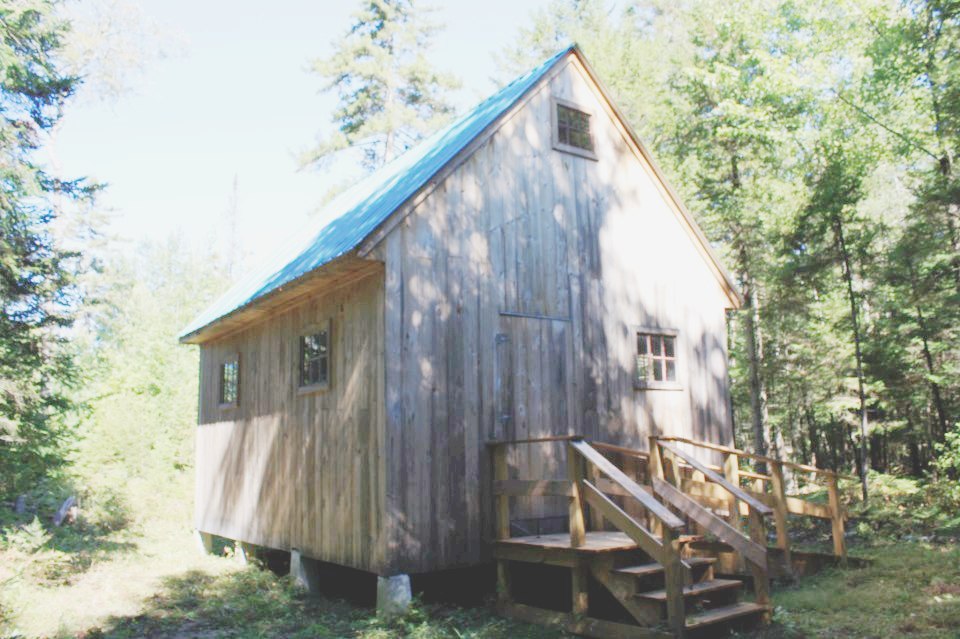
[180, 45, 574, 340]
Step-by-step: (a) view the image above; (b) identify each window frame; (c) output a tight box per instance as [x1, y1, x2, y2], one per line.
[633, 327, 682, 391]
[297, 319, 332, 395]
[551, 97, 598, 161]
[218, 354, 241, 409]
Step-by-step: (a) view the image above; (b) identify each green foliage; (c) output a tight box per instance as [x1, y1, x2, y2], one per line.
[73, 236, 230, 530]
[0, 0, 97, 501]
[303, 0, 460, 170]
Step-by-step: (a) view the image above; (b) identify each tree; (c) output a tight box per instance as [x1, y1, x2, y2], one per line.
[303, 0, 459, 171]
[0, 0, 96, 499]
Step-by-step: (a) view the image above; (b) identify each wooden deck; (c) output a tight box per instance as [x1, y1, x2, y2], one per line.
[498, 531, 638, 552]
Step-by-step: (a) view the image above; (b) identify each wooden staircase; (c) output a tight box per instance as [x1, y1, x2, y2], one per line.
[490, 437, 777, 638]
[495, 531, 768, 638]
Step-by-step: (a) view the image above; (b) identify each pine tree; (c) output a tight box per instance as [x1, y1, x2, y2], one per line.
[303, 0, 459, 171]
[0, 1, 96, 499]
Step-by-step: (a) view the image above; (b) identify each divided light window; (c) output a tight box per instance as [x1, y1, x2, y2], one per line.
[636, 332, 678, 386]
[299, 324, 330, 389]
[219, 358, 239, 406]
[552, 98, 597, 161]
[556, 102, 594, 152]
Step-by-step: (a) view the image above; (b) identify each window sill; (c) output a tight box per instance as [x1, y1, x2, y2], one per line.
[634, 381, 683, 392]
[297, 383, 329, 396]
[552, 141, 598, 161]
[218, 402, 239, 411]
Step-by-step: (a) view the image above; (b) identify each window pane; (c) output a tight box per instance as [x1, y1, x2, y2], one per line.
[299, 330, 330, 387]
[636, 354, 649, 382]
[653, 359, 664, 381]
[220, 361, 238, 404]
[638, 333, 648, 355]
[665, 360, 676, 382]
[651, 336, 663, 356]
[664, 336, 675, 358]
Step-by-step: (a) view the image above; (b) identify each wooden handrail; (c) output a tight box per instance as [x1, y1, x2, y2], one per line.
[487, 435, 583, 447]
[656, 436, 856, 480]
[652, 478, 767, 568]
[589, 441, 650, 460]
[658, 441, 773, 516]
[570, 440, 686, 530]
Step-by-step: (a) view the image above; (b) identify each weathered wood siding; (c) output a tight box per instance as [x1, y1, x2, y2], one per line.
[195, 268, 387, 573]
[379, 57, 734, 573]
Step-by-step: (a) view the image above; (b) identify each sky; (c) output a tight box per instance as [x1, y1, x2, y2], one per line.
[53, 0, 553, 264]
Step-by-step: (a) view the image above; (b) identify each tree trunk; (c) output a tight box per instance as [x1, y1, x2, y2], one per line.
[833, 214, 869, 502]
[914, 304, 949, 442]
[744, 279, 771, 473]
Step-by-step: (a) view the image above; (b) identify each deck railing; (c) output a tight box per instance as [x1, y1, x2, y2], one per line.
[654, 436, 851, 561]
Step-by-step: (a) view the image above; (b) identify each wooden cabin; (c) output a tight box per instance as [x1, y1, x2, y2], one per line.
[180, 46, 843, 637]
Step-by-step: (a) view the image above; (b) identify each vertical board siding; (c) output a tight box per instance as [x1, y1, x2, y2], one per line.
[383, 59, 733, 573]
[195, 269, 387, 574]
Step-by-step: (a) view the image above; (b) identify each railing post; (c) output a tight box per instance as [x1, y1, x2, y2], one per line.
[747, 506, 771, 622]
[493, 444, 510, 540]
[827, 473, 847, 562]
[723, 452, 743, 573]
[661, 527, 687, 636]
[769, 461, 792, 573]
[567, 443, 586, 548]
[647, 437, 665, 537]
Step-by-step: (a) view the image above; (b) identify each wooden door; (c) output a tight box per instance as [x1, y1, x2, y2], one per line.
[495, 314, 575, 534]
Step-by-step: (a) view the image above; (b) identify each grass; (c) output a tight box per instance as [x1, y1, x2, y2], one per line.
[4, 526, 959, 638]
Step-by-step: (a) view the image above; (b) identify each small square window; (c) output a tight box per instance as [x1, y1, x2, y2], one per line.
[636, 331, 679, 389]
[552, 98, 598, 160]
[219, 358, 239, 406]
[299, 324, 330, 390]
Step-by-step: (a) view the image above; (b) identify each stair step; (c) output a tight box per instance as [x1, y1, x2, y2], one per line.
[685, 601, 768, 630]
[636, 578, 742, 602]
[677, 534, 705, 544]
[614, 557, 716, 577]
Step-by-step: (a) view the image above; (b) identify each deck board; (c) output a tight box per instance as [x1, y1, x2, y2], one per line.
[496, 531, 639, 553]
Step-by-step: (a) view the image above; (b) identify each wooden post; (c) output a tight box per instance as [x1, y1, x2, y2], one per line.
[723, 452, 743, 572]
[571, 558, 589, 618]
[690, 469, 707, 536]
[496, 559, 512, 605]
[661, 528, 687, 636]
[647, 437, 665, 538]
[567, 443, 586, 548]
[827, 473, 847, 561]
[723, 452, 741, 530]
[587, 462, 605, 531]
[747, 506, 771, 622]
[769, 461, 792, 573]
[493, 444, 510, 540]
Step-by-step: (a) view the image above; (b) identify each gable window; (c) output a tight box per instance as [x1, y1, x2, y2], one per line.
[552, 98, 597, 160]
[219, 357, 239, 407]
[635, 330, 680, 389]
[299, 322, 331, 391]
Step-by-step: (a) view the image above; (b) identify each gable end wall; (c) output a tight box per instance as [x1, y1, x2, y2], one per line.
[381, 58, 735, 574]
